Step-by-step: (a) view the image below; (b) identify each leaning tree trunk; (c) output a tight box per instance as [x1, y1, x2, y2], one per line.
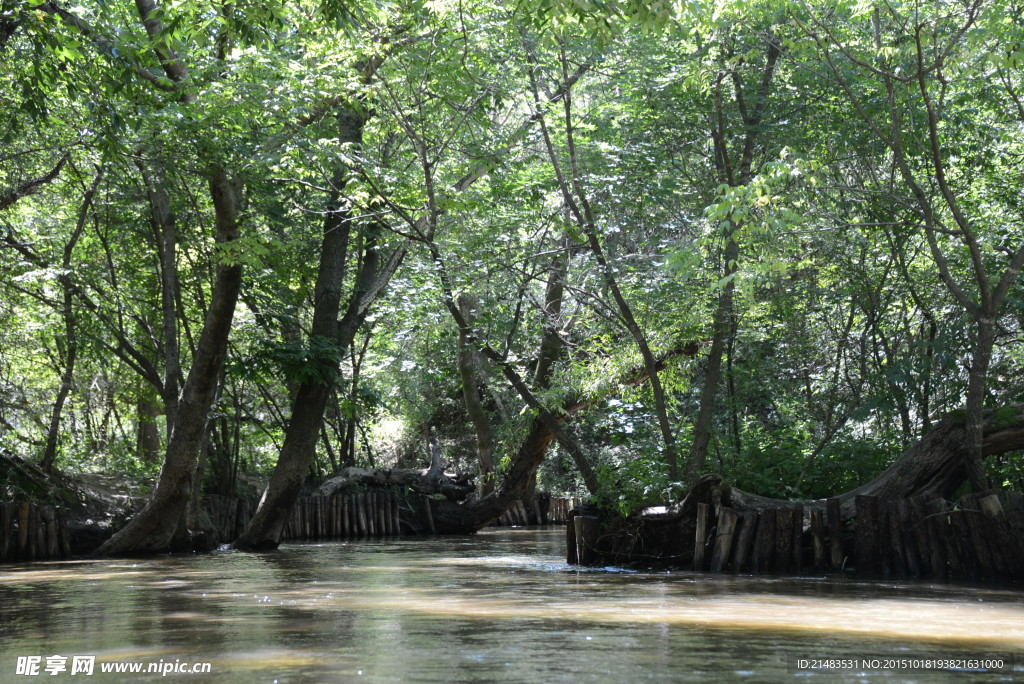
[94, 166, 242, 556]
[961, 317, 996, 492]
[429, 418, 557, 533]
[231, 110, 362, 551]
[458, 294, 495, 496]
[725, 404, 1024, 519]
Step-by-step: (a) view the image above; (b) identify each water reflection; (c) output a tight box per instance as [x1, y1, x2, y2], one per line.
[1, 528, 1022, 682]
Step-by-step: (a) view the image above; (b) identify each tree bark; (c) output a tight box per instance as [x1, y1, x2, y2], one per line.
[457, 294, 495, 496]
[94, 165, 242, 555]
[962, 317, 995, 491]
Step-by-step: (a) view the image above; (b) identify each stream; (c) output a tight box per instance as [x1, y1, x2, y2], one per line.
[2, 527, 1022, 682]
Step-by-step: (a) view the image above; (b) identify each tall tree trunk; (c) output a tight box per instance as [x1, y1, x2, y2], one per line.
[40, 168, 101, 470]
[685, 236, 738, 485]
[457, 294, 495, 496]
[138, 163, 181, 424]
[94, 165, 242, 555]
[40, 289, 76, 471]
[962, 317, 995, 491]
[233, 109, 376, 550]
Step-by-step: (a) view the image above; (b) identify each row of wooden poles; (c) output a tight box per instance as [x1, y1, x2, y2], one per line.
[0, 502, 71, 563]
[208, 492, 405, 542]
[208, 493, 581, 543]
[690, 492, 1024, 580]
[491, 497, 579, 527]
[0, 492, 581, 563]
[547, 497, 578, 524]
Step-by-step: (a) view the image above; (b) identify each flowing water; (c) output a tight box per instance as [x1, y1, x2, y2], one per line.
[2, 528, 1023, 682]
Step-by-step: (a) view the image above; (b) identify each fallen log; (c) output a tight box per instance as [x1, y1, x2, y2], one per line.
[314, 466, 475, 501]
[568, 405, 1024, 570]
[724, 404, 1024, 519]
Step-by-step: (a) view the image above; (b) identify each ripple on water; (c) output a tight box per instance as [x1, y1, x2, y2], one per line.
[1, 528, 1022, 683]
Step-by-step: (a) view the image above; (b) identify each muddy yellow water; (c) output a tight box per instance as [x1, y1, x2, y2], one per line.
[2, 528, 1022, 682]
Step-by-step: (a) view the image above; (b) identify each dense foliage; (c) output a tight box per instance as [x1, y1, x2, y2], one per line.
[2, 0, 1022, 520]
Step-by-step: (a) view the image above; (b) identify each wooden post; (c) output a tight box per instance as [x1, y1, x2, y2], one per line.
[392, 492, 401, 537]
[517, 500, 530, 526]
[40, 509, 54, 557]
[361, 493, 372, 537]
[367, 493, 376, 537]
[927, 499, 959, 580]
[826, 497, 843, 572]
[732, 511, 758, 573]
[711, 507, 739, 573]
[883, 500, 897, 577]
[980, 494, 1004, 518]
[855, 495, 880, 577]
[309, 497, 317, 539]
[961, 496, 998, 581]
[950, 498, 979, 581]
[905, 497, 931, 578]
[574, 515, 599, 566]
[898, 499, 920, 578]
[18, 501, 30, 558]
[566, 511, 578, 564]
[0, 503, 11, 562]
[27, 504, 37, 561]
[375, 492, 385, 537]
[341, 494, 351, 538]
[354, 494, 366, 537]
[374, 492, 384, 537]
[424, 497, 435, 535]
[753, 509, 776, 574]
[693, 503, 710, 571]
[810, 508, 826, 572]
[791, 505, 804, 571]
[321, 496, 329, 538]
[774, 507, 794, 573]
[345, 494, 354, 537]
[334, 496, 343, 538]
[57, 508, 71, 558]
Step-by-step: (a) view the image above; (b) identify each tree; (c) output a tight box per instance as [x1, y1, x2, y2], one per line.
[798, 0, 1024, 492]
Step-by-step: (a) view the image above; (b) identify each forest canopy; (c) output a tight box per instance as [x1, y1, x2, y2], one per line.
[1, 0, 1023, 550]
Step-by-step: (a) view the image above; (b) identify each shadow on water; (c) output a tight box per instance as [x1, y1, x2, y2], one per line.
[2, 528, 1023, 682]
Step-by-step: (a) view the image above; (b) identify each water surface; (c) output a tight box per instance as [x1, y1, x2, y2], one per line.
[2, 528, 1022, 682]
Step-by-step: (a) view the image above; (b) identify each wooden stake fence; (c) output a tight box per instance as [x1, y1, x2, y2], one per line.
[581, 489, 1024, 582]
[207, 492, 578, 543]
[0, 502, 72, 563]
